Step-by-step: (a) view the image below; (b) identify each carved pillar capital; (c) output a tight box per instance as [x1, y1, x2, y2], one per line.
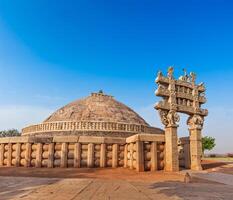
[187, 114, 204, 130]
[159, 109, 180, 128]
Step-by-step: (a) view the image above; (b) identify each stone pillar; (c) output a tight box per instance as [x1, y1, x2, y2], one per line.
[36, 143, 42, 168]
[187, 114, 204, 171]
[112, 144, 118, 168]
[48, 143, 54, 168]
[87, 143, 94, 168]
[129, 143, 134, 169]
[25, 143, 31, 167]
[123, 144, 128, 168]
[151, 141, 158, 171]
[135, 141, 144, 172]
[165, 126, 179, 172]
[74, 143, 81, 168]
[15, 143, 21, 167]
[61, 143, 68, 168]
[0, 144, 4, 166]
[189, 128, 202, 170]
[7, 143, 12, 167]
[100, 143, 106, 168]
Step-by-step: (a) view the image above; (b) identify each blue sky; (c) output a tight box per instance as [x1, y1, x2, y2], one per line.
[0, 0, 232, 153]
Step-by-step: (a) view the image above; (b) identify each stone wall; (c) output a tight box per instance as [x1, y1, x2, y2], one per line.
[0, 134, 165, 172]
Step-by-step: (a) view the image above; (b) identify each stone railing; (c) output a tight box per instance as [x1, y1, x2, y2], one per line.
[22, 121, 160, 136]
[125, 134, 165, 171]
[0, 134, 165, 172]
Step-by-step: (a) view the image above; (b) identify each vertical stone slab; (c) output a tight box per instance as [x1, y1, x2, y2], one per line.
[36, 143, 42, 168]
[25, 143, 32, 167]
[0, 144, 4, 166]
[61, 142, 68, 168]
[183, 141, 191, 169]
[124, 144, 128, 168]
[100, 143, 106, 168]
[48, 143, 54, 168]
[129, 143, 134, 169]
[151, 141, 158, 171]
[7, 143, 12, 167]
[15, 143, 21, 167]
[165, 127, 179, 172]
[135, 141, 144, 172]
[189, 128, 202, 170]
[87, 143, 94, 168]
[74, 143, 81, 168]
[112, 144, 118, 168]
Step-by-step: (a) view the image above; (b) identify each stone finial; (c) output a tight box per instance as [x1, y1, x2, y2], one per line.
[167, 66, 174, 79]
[179, 68, 189, 81]
[157, 70, 163, 77]
[190, 72, 196, 84]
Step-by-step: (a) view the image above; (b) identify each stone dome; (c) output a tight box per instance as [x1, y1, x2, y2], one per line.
[44, 92, 149, 126]
[22, 92, 164, 137]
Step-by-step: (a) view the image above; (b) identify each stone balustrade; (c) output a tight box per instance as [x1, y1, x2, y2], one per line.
[22, 121, 160, 136]
[0, 134, 165, 172]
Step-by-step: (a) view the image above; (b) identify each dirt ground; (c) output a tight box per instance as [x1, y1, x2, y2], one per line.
[0, 160, 232, 200]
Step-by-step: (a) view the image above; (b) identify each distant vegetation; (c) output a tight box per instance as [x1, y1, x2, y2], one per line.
[202, 136, 216, 153]
[0, 129, 21, 137]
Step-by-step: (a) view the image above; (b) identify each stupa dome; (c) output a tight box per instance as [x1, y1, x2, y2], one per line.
[22, 92, 163, 137]
[44, 92, 149, 125]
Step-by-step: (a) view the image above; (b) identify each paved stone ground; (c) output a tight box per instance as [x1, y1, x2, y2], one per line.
[192, 172, 233, 186]
[1, 164, 233, 200]
[1, 176, 233, 200]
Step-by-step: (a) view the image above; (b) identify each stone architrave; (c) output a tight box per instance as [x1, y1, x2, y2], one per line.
[155, 67, 208, 171]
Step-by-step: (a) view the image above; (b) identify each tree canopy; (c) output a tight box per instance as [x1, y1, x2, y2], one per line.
[202, 136, 216, 153]
[0, 129, 21, 137]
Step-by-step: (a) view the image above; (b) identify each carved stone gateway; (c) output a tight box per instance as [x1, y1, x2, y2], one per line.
[155, 67, 208, 171]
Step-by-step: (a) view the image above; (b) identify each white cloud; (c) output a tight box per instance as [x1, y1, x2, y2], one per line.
[0, 105, 53, 131]
[138, 104, 233, 154]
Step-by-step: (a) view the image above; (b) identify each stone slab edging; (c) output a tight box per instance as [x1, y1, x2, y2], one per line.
[0, 134, 164, 144]
[0, 135, 126, 144]
[126, 134, 165, 143]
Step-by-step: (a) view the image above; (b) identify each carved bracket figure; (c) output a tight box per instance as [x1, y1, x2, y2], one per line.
[187, 114, 204, 130]
[159, 109, 180, 127]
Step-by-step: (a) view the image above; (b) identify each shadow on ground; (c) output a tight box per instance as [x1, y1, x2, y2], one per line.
[149, 181, 233, 200]
[202, 161, 228, 170]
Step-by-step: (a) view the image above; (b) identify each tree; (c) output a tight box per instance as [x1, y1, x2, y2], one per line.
[202, 136, 216, 153]
[0, 129, 21, 137]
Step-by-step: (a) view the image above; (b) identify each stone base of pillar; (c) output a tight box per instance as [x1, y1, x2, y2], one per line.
[165, 126, 179, 172]
[189, 128, 202, 171]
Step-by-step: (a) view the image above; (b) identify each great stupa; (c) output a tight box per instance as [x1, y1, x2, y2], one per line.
[22, 91, 163, 138]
